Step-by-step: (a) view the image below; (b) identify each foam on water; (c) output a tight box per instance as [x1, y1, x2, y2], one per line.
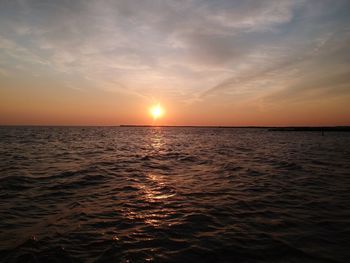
[0, 127, 349, 262]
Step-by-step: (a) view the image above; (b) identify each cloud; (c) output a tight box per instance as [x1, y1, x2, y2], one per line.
[1, 0, 350, 108]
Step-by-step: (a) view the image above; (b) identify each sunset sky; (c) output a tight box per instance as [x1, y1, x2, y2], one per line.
[1, 0, 350, 126]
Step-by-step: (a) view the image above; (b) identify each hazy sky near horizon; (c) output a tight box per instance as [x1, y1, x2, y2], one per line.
[1, 0, 350, 125]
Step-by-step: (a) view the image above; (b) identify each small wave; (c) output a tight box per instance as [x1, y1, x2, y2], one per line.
[275, 161, 303, 170]
[0, 175, 33, 190]
[222, 163, 243, 172]
[120, 185, 139, 192]
[246, 169, 265, 176]
[178, 155, 199, 162]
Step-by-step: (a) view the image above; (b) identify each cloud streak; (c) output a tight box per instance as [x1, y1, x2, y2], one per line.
[1, 0, 350, 124]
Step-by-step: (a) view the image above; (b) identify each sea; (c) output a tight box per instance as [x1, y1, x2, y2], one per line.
[0, 127, 349, 263]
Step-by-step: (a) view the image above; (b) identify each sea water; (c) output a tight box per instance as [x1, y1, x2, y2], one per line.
[0, 127, 349, 262]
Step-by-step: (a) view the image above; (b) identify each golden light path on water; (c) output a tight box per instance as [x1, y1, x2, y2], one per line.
[123, 129, 176, 227]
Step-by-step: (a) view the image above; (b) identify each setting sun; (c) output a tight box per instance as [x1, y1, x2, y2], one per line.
[150, 104, 164, 120]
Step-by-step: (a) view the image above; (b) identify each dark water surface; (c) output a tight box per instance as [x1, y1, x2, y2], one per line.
[0, 127, 349, 263]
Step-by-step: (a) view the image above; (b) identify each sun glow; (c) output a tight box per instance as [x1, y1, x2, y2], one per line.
[150, 103, 164, 120]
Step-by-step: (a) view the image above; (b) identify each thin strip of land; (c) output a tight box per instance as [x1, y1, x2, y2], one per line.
[120, 125, 350, 131]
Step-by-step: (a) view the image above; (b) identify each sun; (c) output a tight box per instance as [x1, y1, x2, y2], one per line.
[150, 103, 164, 120]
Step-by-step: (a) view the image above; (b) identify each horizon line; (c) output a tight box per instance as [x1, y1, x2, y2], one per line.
[0, 124, 350, 128]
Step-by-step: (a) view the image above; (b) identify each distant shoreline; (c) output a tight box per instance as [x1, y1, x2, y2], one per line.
[119, 125, 350, 131]
[267, 126, 350, 132]
[0, 125, 349, 131]
[120, 125, 268, 128]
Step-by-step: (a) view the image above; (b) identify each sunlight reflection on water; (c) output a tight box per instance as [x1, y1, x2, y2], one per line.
[150, 128, 165, 150]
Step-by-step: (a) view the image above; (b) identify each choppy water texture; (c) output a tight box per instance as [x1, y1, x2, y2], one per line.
[0, 127, 349, 263]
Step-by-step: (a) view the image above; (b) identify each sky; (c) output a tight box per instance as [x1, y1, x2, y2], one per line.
[1, 0, 350, 126]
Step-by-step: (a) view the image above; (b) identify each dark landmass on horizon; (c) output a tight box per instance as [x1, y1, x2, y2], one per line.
[0, 125, 349, 131]
[120, 125, 350, 131]
[268, 126, 350, 132]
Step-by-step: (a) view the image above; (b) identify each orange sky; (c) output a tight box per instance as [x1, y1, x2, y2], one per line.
[1, 1, 350, 126]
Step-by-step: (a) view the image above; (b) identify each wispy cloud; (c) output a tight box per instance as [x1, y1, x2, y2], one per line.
[1, 0, 350, 123]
